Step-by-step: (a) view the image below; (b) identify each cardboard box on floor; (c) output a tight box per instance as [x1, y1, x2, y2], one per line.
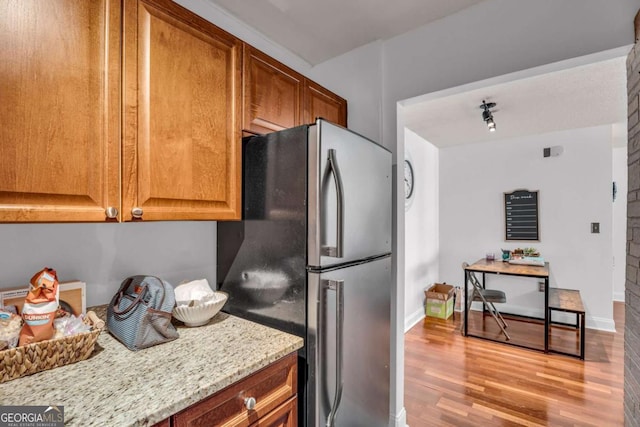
[425, 283, 455, 319]
[0, 281, 86, 316]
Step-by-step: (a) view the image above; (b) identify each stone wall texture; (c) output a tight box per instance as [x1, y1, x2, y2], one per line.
[627, 37, 640, 427]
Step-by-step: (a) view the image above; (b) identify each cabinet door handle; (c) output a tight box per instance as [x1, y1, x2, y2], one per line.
[244, 396, 256, 410]
[105, 207, 118, 219]
[131, 207, 143, 218]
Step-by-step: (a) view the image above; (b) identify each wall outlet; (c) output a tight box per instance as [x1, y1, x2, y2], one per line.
[538, 281, 545, 292]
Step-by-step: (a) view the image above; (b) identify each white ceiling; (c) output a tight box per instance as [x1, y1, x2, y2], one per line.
[204, 0, 486, 65]
[403, 56, 628, 148]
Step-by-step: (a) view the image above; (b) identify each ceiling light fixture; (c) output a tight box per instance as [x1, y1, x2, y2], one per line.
[479, 100, 497, 132]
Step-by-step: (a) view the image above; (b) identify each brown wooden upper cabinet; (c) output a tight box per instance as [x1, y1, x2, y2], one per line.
[122, 0, 242, 221]
[243, 44, 347, 135]
[0, 0, 241, 222]
[0, 0, 121, 222]
[303, 79, 348, 128]
[0, 0, 343, 223]
[243, 45, 303, 135]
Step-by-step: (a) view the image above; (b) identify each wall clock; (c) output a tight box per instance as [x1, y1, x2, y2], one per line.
[404, 160, 414, 199]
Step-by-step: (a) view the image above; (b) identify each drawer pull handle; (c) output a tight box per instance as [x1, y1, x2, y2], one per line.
[131, 207, 143, 218]
[105, 206, 118, 219]
[244, 397, 256, 410]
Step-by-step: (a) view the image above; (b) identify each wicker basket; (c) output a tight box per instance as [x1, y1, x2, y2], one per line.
[0, 323, 102, 383]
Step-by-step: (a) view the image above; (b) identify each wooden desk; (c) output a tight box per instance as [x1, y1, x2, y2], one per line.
[463, 259, 550, 352]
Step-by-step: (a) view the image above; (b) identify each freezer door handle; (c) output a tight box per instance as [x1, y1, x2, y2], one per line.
[321, 149, 344, 258]
[324, 279, 344, 427]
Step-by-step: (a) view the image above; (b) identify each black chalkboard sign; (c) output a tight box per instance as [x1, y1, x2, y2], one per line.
[504, 190, 539, 241]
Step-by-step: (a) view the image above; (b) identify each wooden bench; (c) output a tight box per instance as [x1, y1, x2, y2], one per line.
[548, 288, 585, 360]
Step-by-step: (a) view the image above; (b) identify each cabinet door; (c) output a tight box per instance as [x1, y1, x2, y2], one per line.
[243, 45, 303, 135]
[122, 0, 242, 221]
[173, 353, 297, 427]
[303, 80, 347, 127]
[249, 396, 297, 427]
[0, 0, 120, 222]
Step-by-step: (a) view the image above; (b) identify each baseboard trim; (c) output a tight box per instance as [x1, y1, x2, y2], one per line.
[613, 291, 625, 302]
[405, 307, 425, 332]
[589, 316, 616, 332]
[389, 407, 407, 427]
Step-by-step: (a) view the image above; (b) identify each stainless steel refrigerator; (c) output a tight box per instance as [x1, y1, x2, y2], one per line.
[217, 119, 391, 427]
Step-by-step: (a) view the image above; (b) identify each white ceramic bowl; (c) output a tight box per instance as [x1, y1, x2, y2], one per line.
[172, 291, 228, 327]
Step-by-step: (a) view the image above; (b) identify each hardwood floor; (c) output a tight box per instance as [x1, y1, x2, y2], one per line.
[405, 302, 624, 426]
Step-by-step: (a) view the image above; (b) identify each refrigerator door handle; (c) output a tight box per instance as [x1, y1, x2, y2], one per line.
[322, 149, 344, 258]
[324, 279, 344, 427]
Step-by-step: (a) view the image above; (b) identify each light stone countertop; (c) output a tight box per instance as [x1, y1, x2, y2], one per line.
[0, 310, 303, 426]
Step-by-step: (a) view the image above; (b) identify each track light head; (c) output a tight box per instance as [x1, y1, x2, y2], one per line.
[479, 100, 497, 132]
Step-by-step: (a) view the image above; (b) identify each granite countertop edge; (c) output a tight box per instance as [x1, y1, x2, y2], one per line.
[0, 305, 304, 427]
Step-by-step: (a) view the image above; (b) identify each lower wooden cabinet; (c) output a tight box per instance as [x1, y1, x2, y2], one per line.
[172, 353, 298, 427]
[250, 396, 297, 427]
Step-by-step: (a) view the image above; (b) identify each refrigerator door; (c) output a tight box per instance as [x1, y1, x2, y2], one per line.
[307, 255, 391, 427]
[308, 120, 392, 268]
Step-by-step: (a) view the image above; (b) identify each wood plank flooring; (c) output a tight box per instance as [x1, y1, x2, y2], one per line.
[404, 303, 624, 426]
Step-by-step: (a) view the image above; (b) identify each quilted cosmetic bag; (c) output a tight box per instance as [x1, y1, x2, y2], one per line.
[107, 276, 179, 351]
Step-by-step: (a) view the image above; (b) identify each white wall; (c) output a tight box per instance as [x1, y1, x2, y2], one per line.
[404, 130, 439, 330]
[439, 125, 615, 330]
[0, 222, 216, 307]
[307, 41, 384, 145]
[613, 144, 628, 302]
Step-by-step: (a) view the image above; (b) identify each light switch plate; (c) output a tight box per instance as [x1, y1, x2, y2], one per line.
[591, 222, 600, 233]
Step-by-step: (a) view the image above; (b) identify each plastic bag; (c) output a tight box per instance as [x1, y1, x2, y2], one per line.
[19, 268, 60, 346]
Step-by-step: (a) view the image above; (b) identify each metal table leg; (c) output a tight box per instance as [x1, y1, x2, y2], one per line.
[580, 312, 586, 360]
[544, 277, 549, 353]
[463, 269, 468, 336]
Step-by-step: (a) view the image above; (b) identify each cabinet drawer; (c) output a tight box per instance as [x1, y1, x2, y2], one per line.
[173, 353, 297, 427]
[250, 396, 297, 427]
